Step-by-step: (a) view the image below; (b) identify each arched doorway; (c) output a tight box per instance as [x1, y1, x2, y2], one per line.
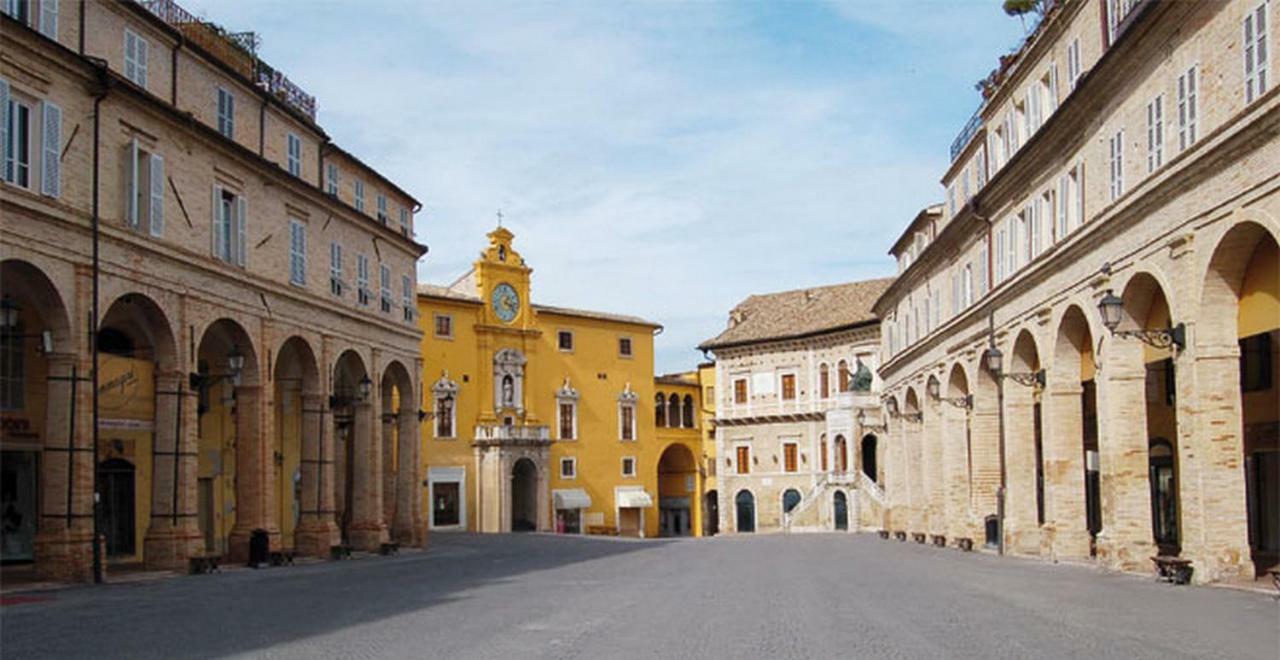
[657, 444, 696, 537]
[703, 490, 718, 536]
[833, 491, 848, 531]
[735, 490, 755, 533]
[381, 360, 419, 545]
[861, 435, 878, 481]
[512, 458, 538, 532]
[97, 458, 136, 558]
[782, 488, 801, 514]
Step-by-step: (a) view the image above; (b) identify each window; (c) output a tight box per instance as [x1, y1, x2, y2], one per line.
[325, 162, 338, 196]
[399, 207, 410, 237]
[560, 457, 577, 479]
[216, 87, 234, 139]
[377, 194, 388, 224]
[963, 263, 973, 307]
[559, 401, 577, 440]
[380, 265, 392, 314]
[618, 336, 632, 357]
[354, 179, 365, 212]
[976, 145, 988, 188]
[402, 275, 414, 322]
[995, 227, 1007, 282]
[1030, 199, 1043, 258]
[1146, 95, 1163, 173]
[1178, 66, 1198, 151]
[735, 446, 750, 475]
[435, 392, 455, 438]
[557, 330, 573, 352]
[1240, 332, 1273, 392]
[961, 168, 970, 203]
[1013, 100, 1025, 149]
[1026, 86, 1041, 135]
[1008, 214, 1020, 275]
[780, 373, 796, 401]
[947, 185, 956, 217]
[288, 219, 306, 286]
[819, 363, 829, 399]
[3, 91, 31, 188]
[124, 30, 148, 88]
[1109, 129, 1125, 201]
[329, 242, 343, 296]
[619, 402, 635, 441]
[124, 138, 163, 236]
[434, 313, 453, 338]
[783, 442, 798, 473]
[287, 132, 302, 177]
[1245, 2, 1270, 104]
[621, 456, 637, 478]
[950, 272, 960, 316]
[0, 321, 23, 410]
[977, 245, 989, 295]
[1067, 38, 1082, 90]
[356, 254, 370, 306]
[683, 395, 694, 429]
[733, 378, 747, 404]
[838, 360, 850, 392]
[211, 185, 246, 266]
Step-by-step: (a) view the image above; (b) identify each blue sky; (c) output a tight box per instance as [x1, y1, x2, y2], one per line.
[181, 0, 1027, 373]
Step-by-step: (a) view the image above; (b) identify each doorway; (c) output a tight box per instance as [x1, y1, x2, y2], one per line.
[735, 490, 755, 533]
[511, 458, 537, 532]
[433, 481, 461, 527]
[833, 491, 848, 531]
[97, 458, 136, 558]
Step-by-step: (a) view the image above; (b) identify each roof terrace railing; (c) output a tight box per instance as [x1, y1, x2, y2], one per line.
[949, 108, 984, 162]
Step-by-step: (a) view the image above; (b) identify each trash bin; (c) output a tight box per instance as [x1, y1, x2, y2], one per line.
[248, 529, 270, 568]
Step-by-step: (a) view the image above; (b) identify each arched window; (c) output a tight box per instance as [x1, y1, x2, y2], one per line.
[682, 395, 695, 428]
[655, 393, 666, 427]
[782, 489, 801, 514]
[834, 435, 848, 473]
[838, 360, 851, 392]
[819, 363, 830, 399]
[668, 393, 681, 428]
[820, 434, 828, 472]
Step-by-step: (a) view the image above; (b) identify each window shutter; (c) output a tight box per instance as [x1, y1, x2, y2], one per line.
[0, 78, 9, 172]
[1049, 64, 1059, 110]
[149, 153, 164, 236]
[41, 101, 61, 197]
[235, 195, 247, 266]
[211, 185, 223, 258]
[126, 138, 139, 227]
[124, 32, 136, 83]
[138, 37, 149, 87]
[39, 0, 57, 39]
[299, 221, 307, 278]
[1059, 174, 1069, 235]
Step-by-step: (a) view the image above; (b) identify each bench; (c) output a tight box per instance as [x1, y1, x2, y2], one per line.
[587, 525, 618, 536]
[269, 550, 296, 567]
[188, 553, 222, 575]
[893, 531, 907, 542]
[379, 542, 400, 556]
[1151, 556, 1193, 585]
[876, 530, 890, 540]
[912, 532, 927, 544]
[330, 544, 353, 560]
[956, 537, 974, 552]
[931, 535, 947, 548]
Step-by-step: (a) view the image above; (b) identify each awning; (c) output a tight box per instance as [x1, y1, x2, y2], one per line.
[615, 489, 654, 509]
[553, 488, 592, 510]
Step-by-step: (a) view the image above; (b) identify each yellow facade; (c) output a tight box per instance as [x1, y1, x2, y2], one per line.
[417, 229, 708, 538]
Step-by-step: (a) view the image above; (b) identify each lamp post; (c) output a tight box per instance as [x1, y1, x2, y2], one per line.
[982, 338, 1007, 556]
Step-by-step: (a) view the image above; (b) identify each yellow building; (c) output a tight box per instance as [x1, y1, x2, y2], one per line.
[417, 228, 709, 538]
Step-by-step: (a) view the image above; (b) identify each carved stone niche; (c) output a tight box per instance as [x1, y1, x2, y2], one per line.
[494, 348, 527, 414]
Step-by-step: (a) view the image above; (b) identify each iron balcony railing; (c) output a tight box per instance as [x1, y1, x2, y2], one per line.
[949, 107, 984, 162]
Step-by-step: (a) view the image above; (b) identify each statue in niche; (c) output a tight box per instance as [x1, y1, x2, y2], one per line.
[852, 358, 873, 392]
[501, 374, 515, 408]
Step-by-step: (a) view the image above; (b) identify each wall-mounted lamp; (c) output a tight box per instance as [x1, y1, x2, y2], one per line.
[358, 375, 373, 401]
[189, 343, 246, 391]
[1097, 289, 1186, 351]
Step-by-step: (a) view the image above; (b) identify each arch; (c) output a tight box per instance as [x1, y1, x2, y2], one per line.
[1009, 329, 1045, 536]
[1050, 304, 1101, 553]
[655, 392, 666, 427]
[734, 489, 756, 533]
[819, 363, 830, 398]
[903, 387, 920, 416]
[0, 259, 73, 351]
[658, 443, 697, 537]
[667, 393, 681, 428]
[511, 458, 538, 532]
[99, 292, 178, 370]
[1198, 219, 1280, 347]
[782, 488, 801, 514]
[682, 394, 695, 428]
[197, 318, 261, 386]
[861, 434, 878, 481]
[833, 491, 849, 531]
[274, 336, 322, 551]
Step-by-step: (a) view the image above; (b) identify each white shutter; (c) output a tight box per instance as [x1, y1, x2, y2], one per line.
[1049, 64, 1059, 110]
[39, 0, 57, 39]
[124, 32, 136, 83]
[149, 153, 164, 236]
[1058, 174, 1069, 236]
[126, 138, 139, 227]
[211, 185, 223, 258]
[138, 37, 149, 88]
[41, 100, 60, 197]
[235, 195, 247, 266]
[0, 78, 9, 177]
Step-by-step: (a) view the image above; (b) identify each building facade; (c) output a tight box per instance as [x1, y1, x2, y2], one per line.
[874, 0, 1278, 583]
[700, 279, 892, 535]
[1, 0, 425, 582]
[418, 228, 708, 538]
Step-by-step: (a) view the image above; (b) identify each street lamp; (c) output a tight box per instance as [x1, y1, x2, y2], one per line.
[982, 345, 1004, 376]
[1097, 289, 1186, 351]
[226, 344, 245, 384]
[358, 375, 373, 402]
[0, 297, 19, 329]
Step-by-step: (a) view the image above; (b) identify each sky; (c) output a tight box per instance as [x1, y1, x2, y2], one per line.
[181, 0, 1028, 374]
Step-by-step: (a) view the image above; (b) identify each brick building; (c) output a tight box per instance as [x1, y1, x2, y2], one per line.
[1, 0, 425, 582]
[872, 0, 1278, 583]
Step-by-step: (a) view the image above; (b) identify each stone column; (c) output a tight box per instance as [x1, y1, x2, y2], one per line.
[227, 385, 277, 562]
[884, 421, 903, 531]
[1184, 348, 1251, 582]
[393, 407, 422, 546]
[905, 419, 924, 534]
[347, 401, 388, 550]
[1044, 379, 1090, 560]
[942, 404, 969, 543]
[922, 403, 944, 537]
[1095, 339, 1154, 571]
[33, 352, 95, 582]
[143, 371, 202, 569]
[295, 394, 338, 556]
[1003, 381, 1038, 554]
[381, 412, 397, 529]
[969, 384, 1001, 543]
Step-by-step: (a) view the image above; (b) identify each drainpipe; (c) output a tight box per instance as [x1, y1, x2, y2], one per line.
[258, 96, 267, 157]
[88, 57, 111, 584]
[171, 33, 184, 107]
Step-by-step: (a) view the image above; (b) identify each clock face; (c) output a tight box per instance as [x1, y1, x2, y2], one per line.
[491, 283, 520, 323]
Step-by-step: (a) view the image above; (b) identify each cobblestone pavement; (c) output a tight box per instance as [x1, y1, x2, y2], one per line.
[1, 533, 1276, 659]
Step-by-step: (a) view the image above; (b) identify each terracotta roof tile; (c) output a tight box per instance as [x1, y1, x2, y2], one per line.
[699, 277, 894, 350]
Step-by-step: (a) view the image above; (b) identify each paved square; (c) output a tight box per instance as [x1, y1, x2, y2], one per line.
[2, 533, 1276, 659]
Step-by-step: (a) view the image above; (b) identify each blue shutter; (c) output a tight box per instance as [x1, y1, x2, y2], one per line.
[41, 100, 61, 197]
